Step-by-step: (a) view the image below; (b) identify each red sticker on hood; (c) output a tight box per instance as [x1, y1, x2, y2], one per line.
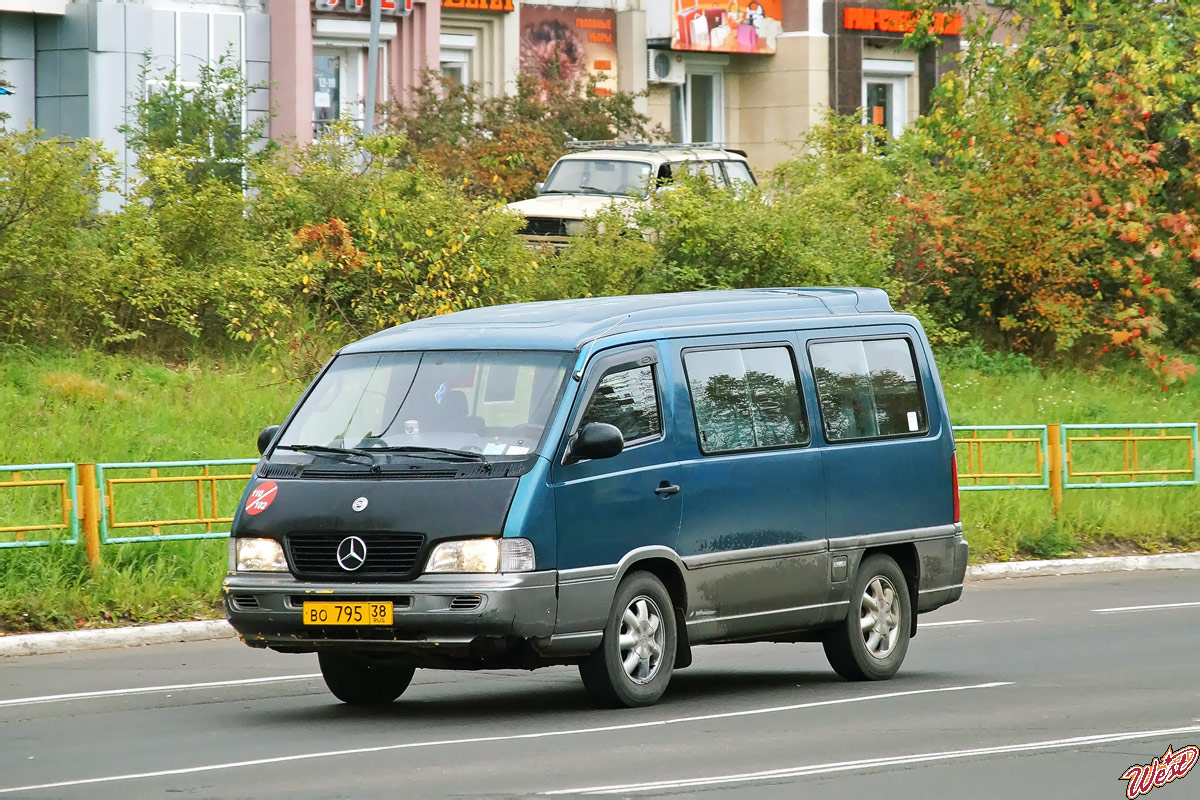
[244, 481, 278, 516]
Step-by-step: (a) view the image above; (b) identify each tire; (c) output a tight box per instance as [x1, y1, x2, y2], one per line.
[823, 554, 912, 681]
[579, 572, 678, 708]
[318, 651, 416, 706]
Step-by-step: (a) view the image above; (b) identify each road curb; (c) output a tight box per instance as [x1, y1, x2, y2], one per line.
[3, 553, 1199, 657]
[0, 619, 235, 658]
[966, 552, 1200, 581]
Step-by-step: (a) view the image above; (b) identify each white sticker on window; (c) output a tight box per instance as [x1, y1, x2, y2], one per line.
[907, 411, 919, 432]
[506, 445, 530, 455]
[482, 443, 507, 455]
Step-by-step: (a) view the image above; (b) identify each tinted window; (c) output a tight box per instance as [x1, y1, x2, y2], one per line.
[580, 365, 661, 443]
[684, 347, 808, 454]
[809, 338, 928, 442]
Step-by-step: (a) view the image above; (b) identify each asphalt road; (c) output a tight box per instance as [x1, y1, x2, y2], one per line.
[2, 570, 1199, 800]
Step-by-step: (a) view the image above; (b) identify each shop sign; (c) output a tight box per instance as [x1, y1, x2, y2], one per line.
[842, 7, 963, 35]
[519, 7, 619, 95]
[441, 0, 514, 12]
[671, 0, 781, 55]
[313, 0, 413, 13]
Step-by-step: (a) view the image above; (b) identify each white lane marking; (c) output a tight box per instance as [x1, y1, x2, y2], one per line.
[543, 723, 1200, 795]
[0, 682, 1011, 795]
[922, 618, 1036, 628]
[1093, 601, 1200, 615]
[0, 674, 321, 708]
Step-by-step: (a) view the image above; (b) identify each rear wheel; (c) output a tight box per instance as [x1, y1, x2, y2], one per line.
[579, 572, 677, 708]
[823, 554, 911, 681]
[318, 651, 415, 705]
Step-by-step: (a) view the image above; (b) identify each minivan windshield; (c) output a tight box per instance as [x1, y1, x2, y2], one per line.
[541, 159, 653, 197]
[273, 351, 572, 463]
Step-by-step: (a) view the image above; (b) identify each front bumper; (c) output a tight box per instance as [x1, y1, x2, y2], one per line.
[223, 571, 557, 656]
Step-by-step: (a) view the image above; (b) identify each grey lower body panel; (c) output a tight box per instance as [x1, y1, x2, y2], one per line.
[915, 531, 969, 613]
[223, 571, 557, 661]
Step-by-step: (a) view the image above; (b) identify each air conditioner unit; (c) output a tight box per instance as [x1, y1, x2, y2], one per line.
[647, 49, 685, 85]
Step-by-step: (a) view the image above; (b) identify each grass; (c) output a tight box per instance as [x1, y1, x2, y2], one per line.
[1, 344, 1198, 631]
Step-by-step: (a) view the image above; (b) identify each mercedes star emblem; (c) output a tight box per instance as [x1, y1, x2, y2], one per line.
[351, 496, 368, 512]
[336, 536, 367, 571]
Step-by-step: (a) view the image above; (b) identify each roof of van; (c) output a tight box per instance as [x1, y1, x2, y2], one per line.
[342, 288, 899, 354]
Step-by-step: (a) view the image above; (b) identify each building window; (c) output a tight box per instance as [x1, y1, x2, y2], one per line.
[669, 68, 725, 144]
[313, 54, 342, 134]
[312, 44, 388, 136]
[861, 59, 914, 140]
[440, 34, 478, 89]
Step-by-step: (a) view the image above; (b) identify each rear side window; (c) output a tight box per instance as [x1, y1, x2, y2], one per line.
[723, 161, 755, 186]
[579, 365, 661, 444]
[809, 338, 928, 442]
[683, 346, 809, 454]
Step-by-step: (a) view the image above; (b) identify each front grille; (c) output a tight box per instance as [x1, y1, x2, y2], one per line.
[286, 532, 425, 580]
[449, 595, 482, 611]
[521, 217, 568, 237]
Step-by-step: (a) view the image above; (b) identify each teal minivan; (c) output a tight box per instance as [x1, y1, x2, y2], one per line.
[225, 289, 967, 708]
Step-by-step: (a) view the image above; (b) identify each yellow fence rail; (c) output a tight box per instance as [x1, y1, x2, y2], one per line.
[95, 460, 258, 545]
[0, 464, 79, 548]
[953, 426, 1049, 491]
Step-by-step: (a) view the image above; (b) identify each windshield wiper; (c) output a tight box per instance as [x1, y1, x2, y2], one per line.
[274, 444, 377, 466]
[364, 445, 487, 462]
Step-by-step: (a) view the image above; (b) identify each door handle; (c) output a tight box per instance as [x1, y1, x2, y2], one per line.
[654, 482, 681, 496]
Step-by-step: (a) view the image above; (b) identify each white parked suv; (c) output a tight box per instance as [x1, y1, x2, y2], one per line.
[508, 142, 757, 248]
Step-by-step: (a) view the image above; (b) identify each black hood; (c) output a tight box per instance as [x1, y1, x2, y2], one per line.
[233, 476, 519, 581]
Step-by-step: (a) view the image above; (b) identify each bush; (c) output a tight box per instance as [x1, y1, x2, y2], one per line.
[236, 126, 537, 374]
[0, 128, 114, 346]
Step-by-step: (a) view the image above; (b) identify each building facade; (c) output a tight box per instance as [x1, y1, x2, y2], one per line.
[643, 0, 961, 167]
[0, 0, 966, 185]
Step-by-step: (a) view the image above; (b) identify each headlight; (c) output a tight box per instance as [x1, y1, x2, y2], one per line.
[564, 220, 585, 236]
[424, 538, 535, 573]
[234, 538, 289, 572]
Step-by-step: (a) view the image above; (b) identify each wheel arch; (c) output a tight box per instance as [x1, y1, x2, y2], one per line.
[617, 553, 692, 669]
[860, 543, 920, 638]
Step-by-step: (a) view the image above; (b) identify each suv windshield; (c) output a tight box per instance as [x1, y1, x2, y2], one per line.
[541, 159, 654, 197]
[273, 351, 572, 463]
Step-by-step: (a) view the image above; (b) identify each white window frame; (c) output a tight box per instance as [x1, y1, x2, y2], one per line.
[861, 59, 914, 140]
[313, 41, 389, 133]
[671, 60, 726, 145]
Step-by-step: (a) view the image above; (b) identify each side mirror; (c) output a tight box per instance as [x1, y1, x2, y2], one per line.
[534, 181, 545, 194]
[257, 425, 281, 456]
[565, 422, 624, 464]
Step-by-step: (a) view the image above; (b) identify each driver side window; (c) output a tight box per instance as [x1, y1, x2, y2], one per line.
[579, 365, 662, 445]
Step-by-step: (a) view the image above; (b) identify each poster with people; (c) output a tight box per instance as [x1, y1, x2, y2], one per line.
[671, 0, 782, 55]
[519, 6, 620, 96]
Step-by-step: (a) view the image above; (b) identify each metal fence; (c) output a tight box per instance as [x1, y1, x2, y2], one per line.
[2, 422, 1198, 563]
[0, 463, 79, 549]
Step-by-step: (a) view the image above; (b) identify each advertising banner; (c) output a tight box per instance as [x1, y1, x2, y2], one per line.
[671, 0, 782, 55]
[519, 6, 619, 95]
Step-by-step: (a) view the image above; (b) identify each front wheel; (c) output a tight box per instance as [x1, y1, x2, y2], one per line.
[823, 554, 911, 681]
[579, 572, 677, 708]
[318, 651, 415, 705]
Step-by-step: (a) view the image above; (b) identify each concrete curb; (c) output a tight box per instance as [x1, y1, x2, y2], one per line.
[3, 553, 1199, 657]
[0, 619, 235, 658]
[966, 551, 1200, 581]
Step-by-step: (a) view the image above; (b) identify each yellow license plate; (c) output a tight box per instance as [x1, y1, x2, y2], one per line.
[302, 601, 393, 626]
